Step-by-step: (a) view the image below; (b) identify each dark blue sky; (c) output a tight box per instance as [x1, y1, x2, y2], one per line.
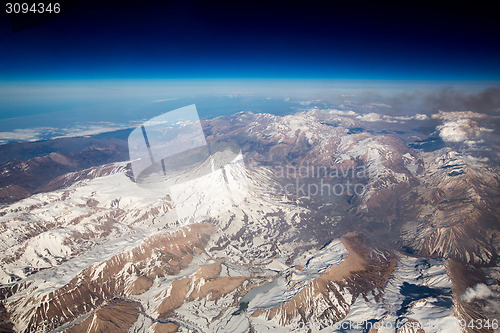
[1, 0, 500, 80]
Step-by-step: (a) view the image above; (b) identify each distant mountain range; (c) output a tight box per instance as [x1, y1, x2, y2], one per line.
[0, 109, 498, 332]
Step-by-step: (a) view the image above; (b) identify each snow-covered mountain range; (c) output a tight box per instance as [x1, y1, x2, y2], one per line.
[0, 108, 499, 332]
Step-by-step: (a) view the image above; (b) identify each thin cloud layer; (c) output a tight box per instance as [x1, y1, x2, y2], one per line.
[357, 112, 428, 123]
[0, 122, 133, 145]
[306, 107, 428, 123]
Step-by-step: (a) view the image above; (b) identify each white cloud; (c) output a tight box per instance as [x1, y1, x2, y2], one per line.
[326, 109, 357, 116]
[306, 106, 428, 123]
[461, 283, 494, 302]
[414, 113, 429, 121]
[437, 118, 482, 142]
[299, 99, 321, 106]
[306, 107, 358, 117]
[357, 112, 382, 122]
[432, 110, 493, 143]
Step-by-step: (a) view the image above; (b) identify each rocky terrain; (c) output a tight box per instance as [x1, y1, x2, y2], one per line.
[0, 108, 499, 332]
[0, 130, 131, 204]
